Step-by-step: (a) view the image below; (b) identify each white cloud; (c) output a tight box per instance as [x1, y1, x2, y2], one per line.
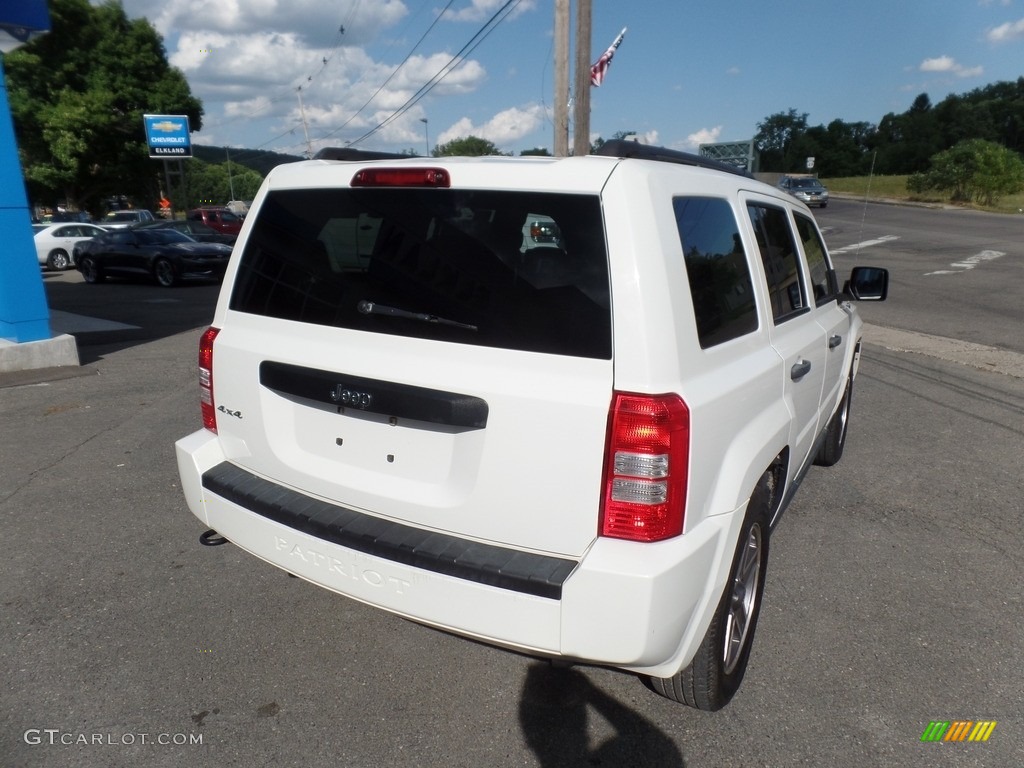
[988, 17, 1024, 42]
[919, 56, 983, 78]
[920, 55, 956, 72]
[437, 104, 546, 148]
[726, 66, 741, 76]
[443, 0, 536, 23]
[159, 4, 491, 151]
[680, 126, 723, 151]
[224, 95, 273, 119]
[137, 0, 408, 46]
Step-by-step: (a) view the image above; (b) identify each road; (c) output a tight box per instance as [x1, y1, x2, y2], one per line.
[819, 198, 1024, 353]
[1, 202, 1022, 767]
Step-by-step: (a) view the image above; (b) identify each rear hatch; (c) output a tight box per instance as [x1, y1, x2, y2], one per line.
[210, 161, 616, 558]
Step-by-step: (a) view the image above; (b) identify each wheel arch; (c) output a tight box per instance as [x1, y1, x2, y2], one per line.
[692, 399, 791, 532]
[632, 451, 782, 682]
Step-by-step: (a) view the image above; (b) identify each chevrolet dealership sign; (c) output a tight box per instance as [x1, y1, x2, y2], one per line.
[143, 114, 192, 158]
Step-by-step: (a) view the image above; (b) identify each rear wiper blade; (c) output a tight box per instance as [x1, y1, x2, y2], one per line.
[357, 300, 478, 331]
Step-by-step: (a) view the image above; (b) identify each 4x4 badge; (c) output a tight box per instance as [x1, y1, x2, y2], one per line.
[330, 385, 373, 409]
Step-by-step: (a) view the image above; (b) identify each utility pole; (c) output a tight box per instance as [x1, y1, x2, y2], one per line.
[554, 0, 569, 157]
[225, 146, 236, 201]
[572, 0, 592, 156]
[296, 86, 313, 157]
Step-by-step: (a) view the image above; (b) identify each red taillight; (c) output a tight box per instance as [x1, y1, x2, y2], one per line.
[199, 326, 220, 432]
[350, 168, 450, 187]
[599, 392, 690, 542]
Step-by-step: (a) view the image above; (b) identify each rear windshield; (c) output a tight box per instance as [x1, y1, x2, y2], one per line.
[229, 188, 611, 359]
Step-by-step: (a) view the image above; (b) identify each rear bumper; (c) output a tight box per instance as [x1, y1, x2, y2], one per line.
[176, 429, 739, 677]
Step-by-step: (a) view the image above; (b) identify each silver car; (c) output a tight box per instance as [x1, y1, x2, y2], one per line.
[778, 176, 829, 208]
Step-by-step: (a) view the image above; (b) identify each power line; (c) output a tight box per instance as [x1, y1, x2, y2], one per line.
[201, 0, 522, 160]
[197, 0, 369, 157]
[345, 0, 524, 148]
[313, 0, 457, 145]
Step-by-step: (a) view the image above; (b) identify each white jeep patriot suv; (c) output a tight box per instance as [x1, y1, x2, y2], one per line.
[175, 141, 887, 710]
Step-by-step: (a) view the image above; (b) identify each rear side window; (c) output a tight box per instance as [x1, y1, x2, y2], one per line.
[230, 188, 611, 359]
[747, 204, 807, 323]
[673, 197, 758, 348]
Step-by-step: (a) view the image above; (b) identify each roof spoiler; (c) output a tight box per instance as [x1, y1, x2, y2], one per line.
[594, 140, 753, 179]
[313, 147, 416, 161]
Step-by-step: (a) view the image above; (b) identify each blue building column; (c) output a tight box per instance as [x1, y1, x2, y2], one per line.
[1, 3, 53, 345]
[0, 55, 51, 343]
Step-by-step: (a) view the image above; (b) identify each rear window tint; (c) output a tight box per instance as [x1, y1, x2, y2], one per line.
[230, 188, 611, 359]
[673, 197, 758, 348]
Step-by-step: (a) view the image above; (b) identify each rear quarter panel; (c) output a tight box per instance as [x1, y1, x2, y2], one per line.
[601, 165, 790, 529]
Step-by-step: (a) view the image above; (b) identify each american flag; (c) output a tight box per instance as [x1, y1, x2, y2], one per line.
[590, 27, 627, 87]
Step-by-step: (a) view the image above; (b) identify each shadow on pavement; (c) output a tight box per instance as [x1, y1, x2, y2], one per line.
[519, 663, 685, 767]
[42, 272, 221, 365]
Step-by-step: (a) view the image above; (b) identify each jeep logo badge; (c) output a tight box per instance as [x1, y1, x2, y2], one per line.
[330, 384, 373, 409]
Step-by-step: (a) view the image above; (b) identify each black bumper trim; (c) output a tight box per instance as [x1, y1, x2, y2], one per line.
[201, 462, 577, 600]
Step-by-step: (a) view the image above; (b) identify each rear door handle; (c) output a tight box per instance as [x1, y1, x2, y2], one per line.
[829, 334, 842, 349]
[791, 359, 812, 380]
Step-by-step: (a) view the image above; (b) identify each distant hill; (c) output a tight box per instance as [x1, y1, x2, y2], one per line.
[193, 145, 305, 176]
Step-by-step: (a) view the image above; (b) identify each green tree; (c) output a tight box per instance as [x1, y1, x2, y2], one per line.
[808, 120, 875, 177]
[754, 109, 809, 171]
[5, 0, 203, 214]
[434, 136, 508, 156]
[933, 78, 1024, 155]
[871, 94, 942, 175]
[907, 139, 1024, 205]
[520, 147, 552, 156]
[182, 159, 262, 209]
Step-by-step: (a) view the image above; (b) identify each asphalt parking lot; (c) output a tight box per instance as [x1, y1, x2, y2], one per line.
[2, 268, 1022, 767]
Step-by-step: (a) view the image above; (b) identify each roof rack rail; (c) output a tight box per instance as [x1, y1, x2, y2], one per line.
[313, 147, 416, 161]
[593, 139, 753, 179]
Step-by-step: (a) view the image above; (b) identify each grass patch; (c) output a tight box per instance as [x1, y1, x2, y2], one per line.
[821, 174, 1024, 214]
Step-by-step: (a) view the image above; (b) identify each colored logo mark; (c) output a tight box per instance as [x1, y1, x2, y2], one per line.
[151, 120, 184, 133]
[921, 721, 997, 742]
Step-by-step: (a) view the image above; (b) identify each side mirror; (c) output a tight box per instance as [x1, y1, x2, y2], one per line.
[844, 266, 888, 301]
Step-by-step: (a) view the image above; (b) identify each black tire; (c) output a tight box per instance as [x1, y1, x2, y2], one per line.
[47, 249, 71, 271]
[153, 257, 178, 287]
[79, 256, 105, 284]
[648, 473, 771, 710]
[814, 376, 852, 467]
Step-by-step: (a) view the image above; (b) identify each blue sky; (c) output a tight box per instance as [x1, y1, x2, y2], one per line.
[114, 0, 1024, 157]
